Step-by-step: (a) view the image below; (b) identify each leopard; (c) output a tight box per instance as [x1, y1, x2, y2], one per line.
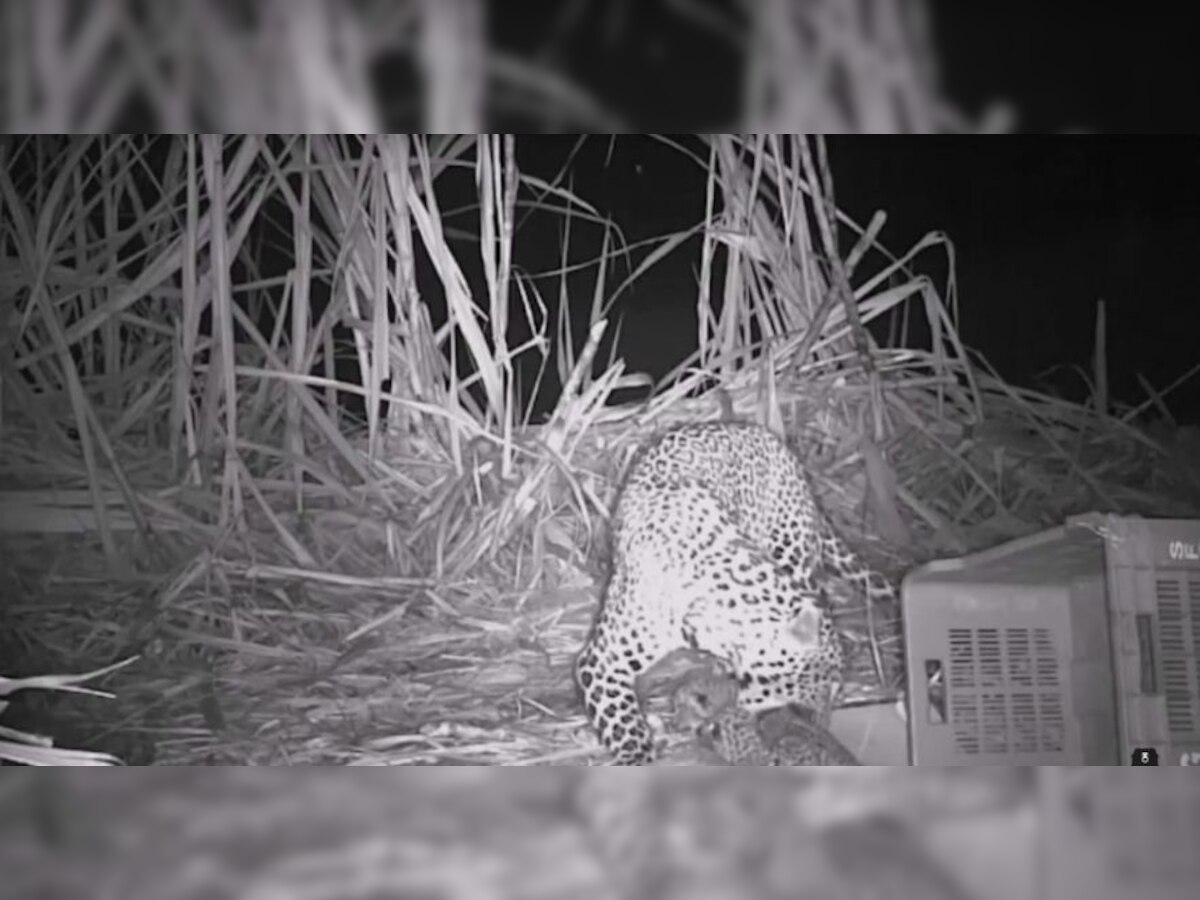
[574, 421, 896, 765]
[673, 670, 863, 765]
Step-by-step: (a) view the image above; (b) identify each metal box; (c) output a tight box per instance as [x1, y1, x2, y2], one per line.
[903, 513, 1200, 765]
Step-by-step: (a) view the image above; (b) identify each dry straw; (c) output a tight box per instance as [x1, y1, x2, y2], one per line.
[2, 133, 1195, 768]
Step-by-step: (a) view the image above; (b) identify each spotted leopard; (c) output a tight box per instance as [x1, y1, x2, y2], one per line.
[575, 421, 895, 765]
[673, 671, 862, 765]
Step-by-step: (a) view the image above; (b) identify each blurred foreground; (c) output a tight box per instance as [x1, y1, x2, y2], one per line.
[0, 767, 1113, 900]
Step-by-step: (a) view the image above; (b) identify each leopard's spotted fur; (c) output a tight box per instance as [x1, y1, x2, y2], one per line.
[575, 421, 895, 765]
[673, 671, 862, 765]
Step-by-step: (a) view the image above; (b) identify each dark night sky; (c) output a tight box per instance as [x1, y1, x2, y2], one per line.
[827, 140, 1200, 420]
[510, 137, 1200, 424]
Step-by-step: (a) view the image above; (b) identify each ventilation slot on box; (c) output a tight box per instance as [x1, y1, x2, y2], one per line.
[946, 626, 1066, 756]
[1156, 577, 1200, 739]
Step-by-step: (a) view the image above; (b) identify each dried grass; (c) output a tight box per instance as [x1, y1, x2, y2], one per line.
[1, 134, 1197, 767]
